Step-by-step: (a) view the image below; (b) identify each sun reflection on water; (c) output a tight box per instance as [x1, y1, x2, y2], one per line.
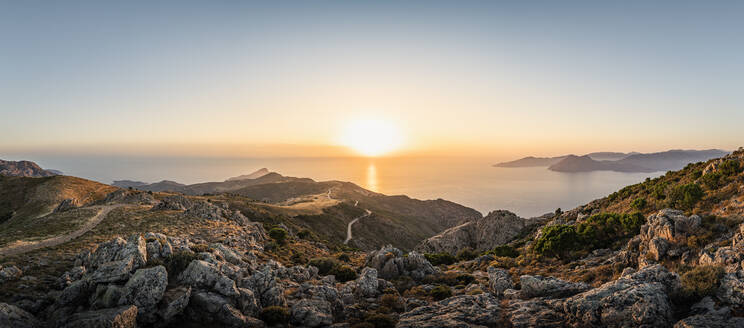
[366, 163, 378, 192]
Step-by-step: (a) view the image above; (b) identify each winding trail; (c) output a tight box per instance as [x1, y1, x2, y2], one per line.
[0, 204, 123, 257]
[344, 207, 371, 245]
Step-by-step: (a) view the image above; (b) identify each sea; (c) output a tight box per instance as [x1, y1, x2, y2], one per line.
[22, 155, 662, 218]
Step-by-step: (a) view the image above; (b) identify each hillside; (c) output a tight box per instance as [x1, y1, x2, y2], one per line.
[0, 159, 60, 177]
[112, 171, 312, 195]
[496, 149, 727, 172]
[1, 149, 744, 327]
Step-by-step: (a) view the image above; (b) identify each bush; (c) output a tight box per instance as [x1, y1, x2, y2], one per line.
[719, 159, 742, 176]
[429, 285, 453, 301]
[260, 306, 289, 326]
[363, 313, 396, 328]
[651, 182, 668, 200]
[351, 323, 376, 328]
[380, 293, 405, 312]
[330, 265, 357, 282]
[533, 225, 580, 258]
[668, 183, 704, 210]
[297, 229, 312, 239]
[681, 265, 724, 299]
[576, 213, 645, 250]
[290, 252, 307, 265]
[268, 227, 289, 245]
[485, 245, 519, 258]
[701, 172, 724, 189]
[424, 252, 456, 266]
[631, 198, 647, 210]
[308, 257, 340, 275]
[337, 253, 351, 262]
[189, 243, 209, 253]
[455, 248, 478, 261]
[164, 251, 199, 279]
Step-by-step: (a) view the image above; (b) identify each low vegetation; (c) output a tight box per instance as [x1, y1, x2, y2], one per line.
[534, 213, 645, 258]
[424, 252, 456, 266]
[259, 306, 290, 326]
[680, 265, 724, 299]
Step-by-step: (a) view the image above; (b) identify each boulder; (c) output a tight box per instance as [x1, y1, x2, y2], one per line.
[59, 305, 138, 328]
[0, 303, 42, 328]
[0, 265, 22, 283]
[54, 198, 81, 213]
[152, 195, 193, 211]
[397, 294, 502, 327]
[178, 260, 239, 297]
[159, 286, 191, 322]
[518, 275, 590, 299]
[290, 299, 334, 327]
[415, 210, 531, 254]
[487, 267, 513, 296]
[366, 246, 437, 280]
[119, 265, 168, 320]
[357, 268, 379, 298]
[241, 263, 287, 307]
[505, 299, 565, 328]
[562, 265, 678, 327]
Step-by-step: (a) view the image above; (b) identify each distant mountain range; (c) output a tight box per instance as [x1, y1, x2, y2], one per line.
[112, 168, 313, 195]
[0, 159, 61, 177]
[495, 149, 728, 173]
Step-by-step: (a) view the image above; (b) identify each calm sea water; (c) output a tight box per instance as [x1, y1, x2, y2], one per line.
[24, 156, 661, 218]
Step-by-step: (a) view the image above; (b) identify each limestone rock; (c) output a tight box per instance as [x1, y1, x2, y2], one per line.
[0, 265, 22, 283]
[0, 303, 42, 328]
[415, 210, 533, 254]
[397, 294, 502, 328]
[178, 260, 239, 297]
[59, 305, 138, 328]
[159, 286, 191, 322]
[365, 245, 437, 280]
[290, 298, 334, 327]
[519, 275, 590, 299]
[119, 265, 168, 319]
[487, 266, 513, 296]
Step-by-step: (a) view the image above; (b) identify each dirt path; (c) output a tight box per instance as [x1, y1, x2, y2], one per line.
[0, 204, 122, 257]
[345, 209, 371, 245]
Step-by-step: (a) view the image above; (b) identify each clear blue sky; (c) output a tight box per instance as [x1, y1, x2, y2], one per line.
[2, 1, 743, 158]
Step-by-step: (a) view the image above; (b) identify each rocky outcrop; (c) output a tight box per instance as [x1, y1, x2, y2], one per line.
[518, 275, 590, 299]
[0, 159, 58, 177]
[397, 294, 502, 327]
[53, 198, 81, 213]
[365, 245, 437, 280]
[0, 265, 22, 283]
[100, 189, 156, 205]
[487, 267, 513, 296]
[415, 210, 538, 254]
[151, 195, 193, 211]
[562, 265, 679, 327]
[0, 303, 42, 328]
[58, 305, 138, 328]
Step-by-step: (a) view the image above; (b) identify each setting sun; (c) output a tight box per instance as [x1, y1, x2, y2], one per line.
[341, 119, 403, 156]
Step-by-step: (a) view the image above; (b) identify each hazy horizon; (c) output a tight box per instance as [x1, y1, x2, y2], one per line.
[2, 1, 743, 158]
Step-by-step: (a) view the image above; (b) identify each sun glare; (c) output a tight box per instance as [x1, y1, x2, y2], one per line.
[342, 119, 402, 156]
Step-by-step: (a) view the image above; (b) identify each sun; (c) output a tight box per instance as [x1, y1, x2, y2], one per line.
[341, 119, 402, 156]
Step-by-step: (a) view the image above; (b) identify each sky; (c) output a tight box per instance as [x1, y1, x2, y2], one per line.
[1, 1, 743, 159]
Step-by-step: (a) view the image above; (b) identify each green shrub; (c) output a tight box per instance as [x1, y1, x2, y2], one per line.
[485, 245, 519, 258]
[337, 253, 351, 262]
[668, 183, 704, 210]
[297, 229, 312, 239]
[260, 306, 289, 325]
[380, 293, 405, 312]
[290, 252, 307, 265]
[455, 248, 478, 261]
[651, 182, 668, 200]
[701, 172, 724, 189]
[424, 252, 456, 266]
[363, 313, 396, 328]
[164, 251, 199, 279]
[631, 198, 647, 210]
[533, 224, 580, 258]
[268, 227, 288, 245]
[576, 213, 645, 249]
[429, 285, 453, 301]
[189, 243, 209, 253]
[681, 265, 724, 299]
[330, 265, 357, 282]
[308, 257, 340, 275]
[719, 160, 742, 176]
